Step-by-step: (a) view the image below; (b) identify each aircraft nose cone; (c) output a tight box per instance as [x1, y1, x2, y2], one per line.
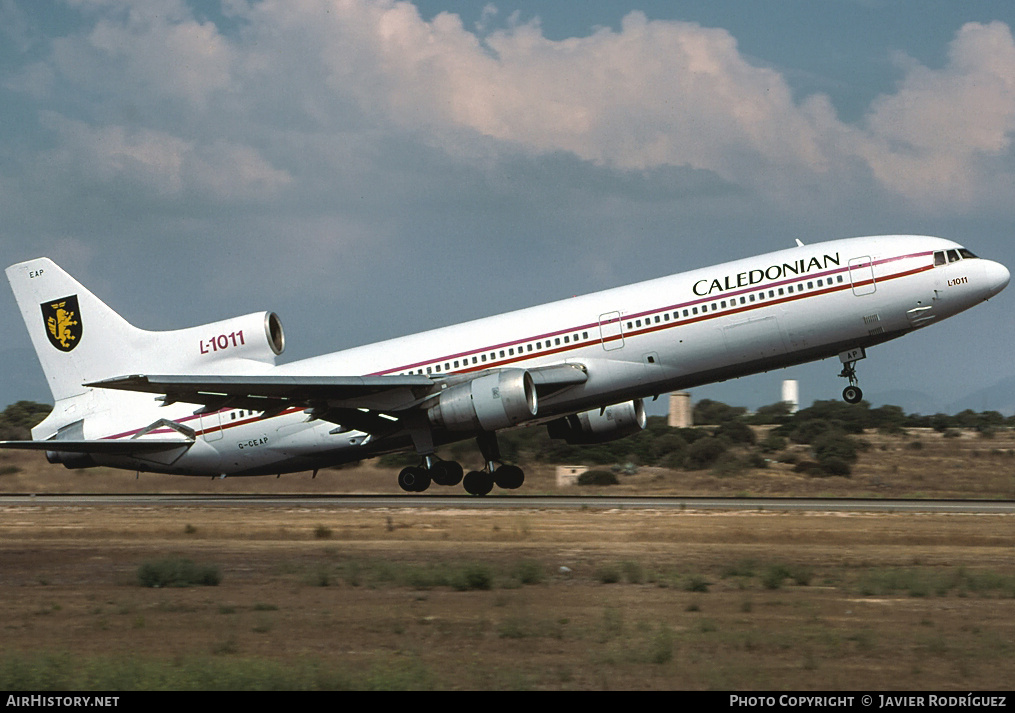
[984, 260, 1010, 297]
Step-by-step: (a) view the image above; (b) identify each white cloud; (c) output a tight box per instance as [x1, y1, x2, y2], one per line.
[7, 1, 1015, 215]
[38, 113, 291, 201]
[856, 21, 1015, 205]
[228, 2, 1015, 208]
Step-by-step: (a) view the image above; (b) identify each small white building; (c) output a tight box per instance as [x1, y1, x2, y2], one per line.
[556, 465, 589, 487]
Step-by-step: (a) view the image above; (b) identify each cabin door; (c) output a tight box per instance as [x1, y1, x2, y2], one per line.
[848, 256, 877, 296]
[598, 312, 625, 351]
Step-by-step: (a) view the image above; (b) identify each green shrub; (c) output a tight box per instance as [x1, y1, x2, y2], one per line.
[597, 564, 622, 584]
[762, 564, 791, 590]
[0, 401, 52, 440]
[137, 558, 221, 588]
[511, 560, 545, 585]
[684, 437, 730, 470]
[451, 564, 493, 591]
[577, 469, 619, 486]
[759, 434, 787, 453]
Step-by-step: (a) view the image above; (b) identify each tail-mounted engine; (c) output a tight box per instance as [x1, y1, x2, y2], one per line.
[428, 369, 538, 431]
[173, 311, 285, 370]
[546, 398, 647, 444]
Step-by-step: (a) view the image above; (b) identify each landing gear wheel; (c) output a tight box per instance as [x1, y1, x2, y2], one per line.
[842, 385, 863, 404]
[493, 464, 525, 490]
[398, 466, 431, 492]
[430, 460, 464, 487]
[463, 470, 494, 496]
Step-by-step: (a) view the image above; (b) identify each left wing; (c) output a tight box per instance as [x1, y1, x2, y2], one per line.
[88, 364, 589, 434]
[87, 373, 437, 416]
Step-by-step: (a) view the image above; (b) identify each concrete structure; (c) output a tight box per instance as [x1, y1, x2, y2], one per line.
[782, 380, 799, 413]
[555, 465, 589, 487]
[668, 391, 693, 427]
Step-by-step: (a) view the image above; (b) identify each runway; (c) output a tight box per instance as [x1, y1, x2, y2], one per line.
[1, 493, 1012, 513]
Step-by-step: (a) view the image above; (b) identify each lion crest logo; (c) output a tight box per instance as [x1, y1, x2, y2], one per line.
[41, 295, 82, 352]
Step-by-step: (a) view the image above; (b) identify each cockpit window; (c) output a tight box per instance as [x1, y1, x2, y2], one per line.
[934, 251, 946, 266]
[947, 249, 960, 263]
[959, 248, 978, 259]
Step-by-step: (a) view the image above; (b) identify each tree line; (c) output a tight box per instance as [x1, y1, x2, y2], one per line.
[3, 397, 1011, 478]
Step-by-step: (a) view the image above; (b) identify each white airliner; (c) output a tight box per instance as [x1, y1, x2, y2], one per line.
[1, 235, 1008, 494]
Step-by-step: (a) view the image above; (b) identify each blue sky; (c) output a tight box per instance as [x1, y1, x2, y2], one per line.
[2, 0, 1015, 415]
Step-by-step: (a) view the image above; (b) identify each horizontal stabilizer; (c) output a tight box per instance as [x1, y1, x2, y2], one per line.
[0, 439, 193, 455]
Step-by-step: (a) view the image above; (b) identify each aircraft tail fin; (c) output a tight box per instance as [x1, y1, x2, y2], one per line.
[6, 258, 149, 404]
[7, 258, 285, 440]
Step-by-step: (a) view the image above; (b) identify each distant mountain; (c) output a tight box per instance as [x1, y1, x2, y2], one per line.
[945, 375, 1015, 416]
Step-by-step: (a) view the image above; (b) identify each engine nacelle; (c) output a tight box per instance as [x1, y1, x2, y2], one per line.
[546, 398, 647, 444]
[45, 450, 98, 469]
[428, 369, 538, 431]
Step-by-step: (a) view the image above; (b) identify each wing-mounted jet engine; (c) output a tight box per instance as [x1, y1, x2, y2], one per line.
[546, 399, 647, 444]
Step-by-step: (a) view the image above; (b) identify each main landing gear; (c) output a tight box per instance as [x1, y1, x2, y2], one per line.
[838, 347, 866, 404]
[397, 432, 525, 496]
[397, 456, 463, 493]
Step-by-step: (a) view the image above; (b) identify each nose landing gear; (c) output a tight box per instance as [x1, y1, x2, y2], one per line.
[838, 347, 866, 404]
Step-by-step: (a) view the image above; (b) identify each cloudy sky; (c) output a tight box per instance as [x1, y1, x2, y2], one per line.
[2, 0, 1015, 415]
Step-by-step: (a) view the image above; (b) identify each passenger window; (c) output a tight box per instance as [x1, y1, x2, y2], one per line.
[947, 249, 960, 262]
[692, 307, 698, 315]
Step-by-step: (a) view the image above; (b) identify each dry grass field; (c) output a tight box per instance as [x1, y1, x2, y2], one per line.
[0, 427, 1012, 690]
